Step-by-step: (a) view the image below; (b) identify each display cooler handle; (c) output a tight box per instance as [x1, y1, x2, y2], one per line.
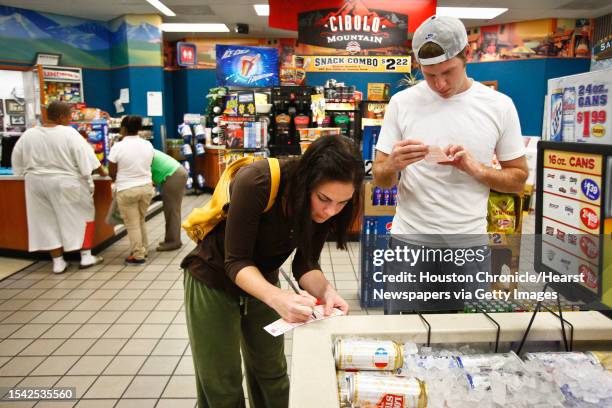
[473, 305, 501, 353]
[515, 284, 574, 355]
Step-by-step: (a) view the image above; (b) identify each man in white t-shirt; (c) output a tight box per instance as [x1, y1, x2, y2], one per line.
[108, 116, 154, 265]
[12, 101, 106, 273]
[373, 15, 528, 313]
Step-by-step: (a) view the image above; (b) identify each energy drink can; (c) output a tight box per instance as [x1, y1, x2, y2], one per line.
[550, 88, 563, 142]
[347, 373, 427, 408]
[334, 338, 404, 371]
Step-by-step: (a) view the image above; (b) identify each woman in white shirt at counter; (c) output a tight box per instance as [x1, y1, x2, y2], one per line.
[108, 115, 155, 265]
[11, 101, 106, 273]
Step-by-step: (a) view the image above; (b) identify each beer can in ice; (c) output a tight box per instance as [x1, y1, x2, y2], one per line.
[455, 352, 523, 372]
[524, 351, 601, 367]
[334, 338, 404, 371]
[549, 88, 563, 142]
[347, 372, 427, 408]
[589, 351, 612, 371]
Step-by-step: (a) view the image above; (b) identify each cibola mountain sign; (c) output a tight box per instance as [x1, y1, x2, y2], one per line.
[298, 0, 408, 53]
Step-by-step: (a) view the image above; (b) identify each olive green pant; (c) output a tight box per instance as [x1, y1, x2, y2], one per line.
[184, 271, 289, 408]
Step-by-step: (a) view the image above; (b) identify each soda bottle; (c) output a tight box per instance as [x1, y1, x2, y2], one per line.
[372, 187, 382, 205]
[382, 189, 390, 206]
[197, 174, 205, 189]
[390, 185, 398, 206]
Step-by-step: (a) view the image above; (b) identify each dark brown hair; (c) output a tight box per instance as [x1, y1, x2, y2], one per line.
[418, 42, 468, 64]
[46, 101, 71, 122]
[121, 115, 143, 135]
[284, 136, 364, 259]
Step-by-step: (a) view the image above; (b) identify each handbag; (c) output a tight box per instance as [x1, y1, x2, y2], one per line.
[105, 191, 124, 226]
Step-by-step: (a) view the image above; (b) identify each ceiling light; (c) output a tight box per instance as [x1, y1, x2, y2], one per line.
[161, 23, 230, 32]
[254, 4, 270, 16]
[146, 0, 176, 17]
[435, 7, 508, 20]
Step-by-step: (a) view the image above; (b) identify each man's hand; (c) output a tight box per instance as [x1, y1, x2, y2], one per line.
[441, 144, 485, 179]
[387, 139, 429, 172]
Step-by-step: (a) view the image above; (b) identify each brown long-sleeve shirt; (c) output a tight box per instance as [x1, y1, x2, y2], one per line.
[181, 159, 329, 297]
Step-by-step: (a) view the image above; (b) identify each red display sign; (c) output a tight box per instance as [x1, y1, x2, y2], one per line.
[177, 42, 197, 67]
[269, 0, 436, 33]
[298, 1, 408, 52]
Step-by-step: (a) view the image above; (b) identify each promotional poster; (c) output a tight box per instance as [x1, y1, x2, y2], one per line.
[216, 45, 279, 87]
[297, 0, 408, 53]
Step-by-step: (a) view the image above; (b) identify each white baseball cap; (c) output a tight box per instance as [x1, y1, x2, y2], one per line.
[412, 15, 468, 65]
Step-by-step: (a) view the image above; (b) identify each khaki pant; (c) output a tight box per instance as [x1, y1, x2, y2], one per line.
[184, 271, 289, 408]
[116, 184, 155, 259]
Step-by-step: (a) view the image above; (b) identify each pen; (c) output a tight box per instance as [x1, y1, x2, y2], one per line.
[279, 267, 317, 320]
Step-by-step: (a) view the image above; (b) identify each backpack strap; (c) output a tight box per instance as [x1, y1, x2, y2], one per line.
[264, 158, 280, 212]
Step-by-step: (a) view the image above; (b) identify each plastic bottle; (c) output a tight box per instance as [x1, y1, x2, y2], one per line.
[372, 187, 382, 205]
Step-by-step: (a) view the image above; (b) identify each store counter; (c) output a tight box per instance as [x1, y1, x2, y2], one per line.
[0, 175, 115, 253]
[289, 312, 612, 407]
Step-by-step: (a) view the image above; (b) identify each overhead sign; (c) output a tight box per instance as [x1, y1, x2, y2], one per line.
[303, 55, 410, 72]
[269, 0, 436, 33]
[42, 68, 81, 82]
[298, 0, 407, 53]
[216, 45, 279, 87]
[177, 42, 197, 66]
[593, 35, 612, 61]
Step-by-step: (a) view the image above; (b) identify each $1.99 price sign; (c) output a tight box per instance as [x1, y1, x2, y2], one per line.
[575, 83, 608, 140]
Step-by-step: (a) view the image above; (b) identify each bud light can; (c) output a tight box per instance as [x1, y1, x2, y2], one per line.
[197, 174, 205, 189]
[185, 177, 193, 190]
[550, 88, 563, 142]
[390, 186, 398, 206]
[562, 87, 576, 142]
[373, 186, 382, 205]
[382, 189, 390, 206]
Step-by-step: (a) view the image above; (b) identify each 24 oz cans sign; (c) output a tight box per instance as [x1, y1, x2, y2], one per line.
[303, 55, 410, 73]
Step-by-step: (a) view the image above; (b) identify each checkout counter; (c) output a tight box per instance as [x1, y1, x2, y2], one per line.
[0, 175, 115, 253]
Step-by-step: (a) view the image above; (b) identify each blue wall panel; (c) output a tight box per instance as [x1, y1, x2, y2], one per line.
[108, 66, 165, 148]
[82, 69, 112, 114]
[467, 59, 590, 136]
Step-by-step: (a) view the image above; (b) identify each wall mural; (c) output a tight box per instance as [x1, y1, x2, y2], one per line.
[0, 6, 162, 69]
[466, 19, 592, 63]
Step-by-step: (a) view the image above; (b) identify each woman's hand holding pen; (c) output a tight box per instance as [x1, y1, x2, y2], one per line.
[267, 290, 317, 323]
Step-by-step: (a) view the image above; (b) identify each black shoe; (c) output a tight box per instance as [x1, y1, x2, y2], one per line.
[124, 256, 146, 265]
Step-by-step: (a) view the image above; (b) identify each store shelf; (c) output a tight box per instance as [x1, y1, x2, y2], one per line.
[289, 311, 612, 407]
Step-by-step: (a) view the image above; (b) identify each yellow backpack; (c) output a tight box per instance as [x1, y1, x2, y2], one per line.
[182, 157, 281, 243]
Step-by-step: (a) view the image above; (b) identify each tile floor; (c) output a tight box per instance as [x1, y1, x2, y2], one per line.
[0, 194, 376, 407]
